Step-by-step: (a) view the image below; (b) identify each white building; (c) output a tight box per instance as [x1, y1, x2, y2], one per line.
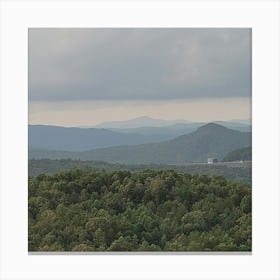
[207, 158, 218, 164]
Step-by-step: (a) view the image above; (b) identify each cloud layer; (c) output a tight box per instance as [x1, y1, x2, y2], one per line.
[29, 28, 251, 102]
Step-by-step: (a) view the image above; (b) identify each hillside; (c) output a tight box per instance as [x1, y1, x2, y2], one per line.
[223, 147, 252, 162]
[109, 122, 204, 137]
[77, 123, 251, 164]
[29, 125, 172, 151]
[111, 121, 251, 136]
[29, 169, 251, 251]
[28, 159, 252, 184]
[29, 121, 251, 152]
[29, 123, 251, 164]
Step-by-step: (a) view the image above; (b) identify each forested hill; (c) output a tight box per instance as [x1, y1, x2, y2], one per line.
[28, 169, 251, 252]
[223, 147, 252, 162]
[29, 123, 251, 164]
[29, 125, 173, 151]
[29, 159, 252, 184]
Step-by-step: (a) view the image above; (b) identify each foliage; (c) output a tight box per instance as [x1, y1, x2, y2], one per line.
[29, 159, 252, 185]
[29, 169, 251, 252]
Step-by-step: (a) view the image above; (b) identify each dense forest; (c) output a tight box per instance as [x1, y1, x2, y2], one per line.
[29, 169, 251, 252]
[29, 159, 252, 184]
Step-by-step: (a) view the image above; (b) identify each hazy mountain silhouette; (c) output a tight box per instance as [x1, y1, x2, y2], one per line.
[94, 116, 190, 129]
[29, 123, 251, 164]
[28, 125, 175, 151]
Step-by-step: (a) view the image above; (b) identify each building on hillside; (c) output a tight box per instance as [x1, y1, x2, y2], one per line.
[207, 158, 218, 164]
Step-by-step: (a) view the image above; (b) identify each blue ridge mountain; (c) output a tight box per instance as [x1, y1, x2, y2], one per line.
[28, 124, 174, 151]
[94, 116, 190, 129]
[29, 123, 251, 164]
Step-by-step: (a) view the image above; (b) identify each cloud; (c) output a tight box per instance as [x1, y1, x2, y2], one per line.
[29, 28, 251, 101]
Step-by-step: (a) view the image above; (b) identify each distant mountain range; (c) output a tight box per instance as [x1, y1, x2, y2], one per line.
[29, 119, 251, 152]
[29, 123, 251, 164]
[110, 121, 251, 136]
[94, 116, 251, 130]
[28, 125, 173, 151]
[94, 116, 190, 129]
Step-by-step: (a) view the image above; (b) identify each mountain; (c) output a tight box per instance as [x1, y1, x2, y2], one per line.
[109, 122, 205, 136]
[94, 116, 190, 129]
[110, 121, 251, 136]
[29, 123, 251, 164]
[28, 125, 173, 152]
[223, 146, 252, 162]
[29, 121, 251, 153]
[95, 117, 251, 132]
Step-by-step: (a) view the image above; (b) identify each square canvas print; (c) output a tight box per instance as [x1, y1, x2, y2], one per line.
[28, 28, 252, 252]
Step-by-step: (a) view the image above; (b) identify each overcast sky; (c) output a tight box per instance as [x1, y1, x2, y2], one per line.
[29, 28, 251, 126]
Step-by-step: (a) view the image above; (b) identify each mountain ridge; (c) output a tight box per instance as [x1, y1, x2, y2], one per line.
[28, 124, 174, 151]
[94, 116, 191, 129]
[29, 123, 251, 164]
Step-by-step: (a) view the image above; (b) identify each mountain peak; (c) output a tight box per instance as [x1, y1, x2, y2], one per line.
[196, 122, 229, 132]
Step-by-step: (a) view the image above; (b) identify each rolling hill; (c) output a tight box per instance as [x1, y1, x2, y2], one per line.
[29, 120, 251, 152]
[29, 123, 251, 164]
[223, 146, 252, 162]
[28, 125, 173, 151]
[94, 116, 251, 132]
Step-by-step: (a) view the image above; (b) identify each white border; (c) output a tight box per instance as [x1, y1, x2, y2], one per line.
[0, 1, 279, 279]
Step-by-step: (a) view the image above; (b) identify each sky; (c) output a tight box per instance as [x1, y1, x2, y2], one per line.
[29, 28, 251, 127]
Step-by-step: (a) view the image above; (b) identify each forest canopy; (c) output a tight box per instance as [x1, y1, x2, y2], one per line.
[28, 169, 251, 252]
[29, 159, 252, 185]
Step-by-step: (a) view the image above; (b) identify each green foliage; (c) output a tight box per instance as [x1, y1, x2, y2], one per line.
[28, 169, 251, 252]
[29, 159, 252, 185]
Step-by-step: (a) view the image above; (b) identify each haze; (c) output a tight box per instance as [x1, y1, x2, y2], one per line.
[28, 28, 251, 127]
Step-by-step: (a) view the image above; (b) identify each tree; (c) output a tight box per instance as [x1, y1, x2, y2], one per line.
[28, 169, 251, 252]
